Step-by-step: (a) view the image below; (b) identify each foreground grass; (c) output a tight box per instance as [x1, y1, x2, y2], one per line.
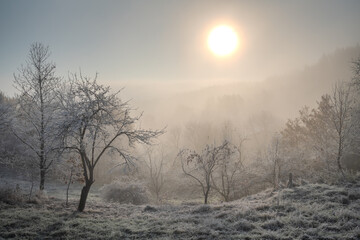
[1, 181, 360, 239]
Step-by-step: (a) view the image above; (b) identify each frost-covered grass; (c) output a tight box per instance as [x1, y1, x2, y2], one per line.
[1, 180, 360, 239]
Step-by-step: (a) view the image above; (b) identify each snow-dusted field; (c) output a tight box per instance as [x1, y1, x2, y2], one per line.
[1, 181, 360, 239]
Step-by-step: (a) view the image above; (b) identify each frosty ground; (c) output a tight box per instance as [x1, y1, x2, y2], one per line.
[1, 180, 360, 240]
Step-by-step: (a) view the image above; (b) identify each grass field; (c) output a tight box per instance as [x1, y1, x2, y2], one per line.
[1, 180, 359, 239]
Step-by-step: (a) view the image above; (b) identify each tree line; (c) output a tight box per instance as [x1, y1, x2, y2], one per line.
[0, 43, 359, 209]
[0, 43, 163, 211]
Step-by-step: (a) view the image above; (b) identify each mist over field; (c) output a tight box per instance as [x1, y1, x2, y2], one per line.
[1, 1, 360, 239]
[131, 45, 360, 127]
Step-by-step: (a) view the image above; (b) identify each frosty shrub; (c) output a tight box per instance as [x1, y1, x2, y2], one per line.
[34, 190, 48, 201]
[0, 186, 24, 204]
[101, 181, 150, 205]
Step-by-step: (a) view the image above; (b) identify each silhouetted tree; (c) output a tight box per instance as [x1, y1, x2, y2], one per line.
[178, 141, 230, 204]
[143, 146, 165, 203]
[211, 139, 245, 202]
[58, 73, 163, 212]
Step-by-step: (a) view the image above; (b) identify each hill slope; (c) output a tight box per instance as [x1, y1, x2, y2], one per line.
[137, 45, 360, 129]
[1, 180, 359, 239]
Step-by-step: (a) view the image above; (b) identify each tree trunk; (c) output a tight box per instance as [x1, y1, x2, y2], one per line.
[155, 191, 160, 204]
[204, 188, 210, 204]
[287, 172, 293, 188]
[29, 180, 34, 201]
[78, 181, 92, 212]
[66, 170, 73, 206]
[273, 164, 277, 190]
[39, 168, 45, 190]
[337, 154, 345, 177]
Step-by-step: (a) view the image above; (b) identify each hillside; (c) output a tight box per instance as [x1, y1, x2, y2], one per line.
[1, 179, 359, 239]
[260, 45, 360, 118]
[137, 45, 360, 129]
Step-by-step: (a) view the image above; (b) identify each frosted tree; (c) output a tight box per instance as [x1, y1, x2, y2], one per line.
[211, 140, 243, 202]
[282, 83, 355, 178]
[58, 73, 163, 212]
[350, 57, 360, 154]
[12, 43, 61, 190]
[63, 156, 83, 206]
[178, 141, 230, 204]
[0, 92, 18, 165]
[267, 134, 283, 189]
[0, 92, 11, 130]
[282, 96, 336, 171]
[143, 146, 165, 203]
[329, 82, 354, 176]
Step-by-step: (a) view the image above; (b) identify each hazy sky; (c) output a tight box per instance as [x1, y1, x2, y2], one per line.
[1, 0, 360, 96]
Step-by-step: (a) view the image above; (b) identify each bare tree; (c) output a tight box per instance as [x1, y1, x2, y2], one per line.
[329, 82, 354, 176]
[281, 81, 356, 178]
[211, 140, 244, 202]
[12, 43, 61, 190]
[55, 155, 83, 206]
[268, 134, 282, 189]
[178, 141, 229, 204]
[143, 146, 165, 203]
[282, 96, 338, 172]
[350, 58, 360, 155]
[58, 73, 163, 212]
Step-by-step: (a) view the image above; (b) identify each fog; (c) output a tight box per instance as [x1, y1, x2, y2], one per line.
[120, 45, 360, 140]
[1, 1, 360, 239]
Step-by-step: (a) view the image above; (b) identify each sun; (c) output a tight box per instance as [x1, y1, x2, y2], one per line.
[208, 25, 238, 56]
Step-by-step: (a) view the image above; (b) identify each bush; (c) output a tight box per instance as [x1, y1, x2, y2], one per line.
[100, 181, 150, 205]
[0, 185, 24, 204]
[27, 190, 48, 204]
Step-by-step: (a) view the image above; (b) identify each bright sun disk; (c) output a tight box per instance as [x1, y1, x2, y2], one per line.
[208, 25, 238, 56]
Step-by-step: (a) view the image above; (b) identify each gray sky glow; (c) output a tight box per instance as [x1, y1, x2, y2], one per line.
[1, 0, 360, 97]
